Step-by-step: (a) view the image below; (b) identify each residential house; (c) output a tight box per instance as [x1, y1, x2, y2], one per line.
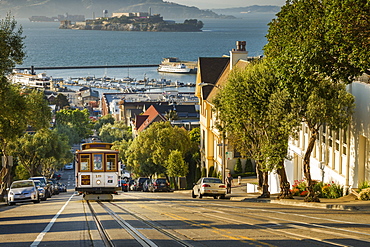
[195, 41, 250, 183]
[197, 40, 370, 194]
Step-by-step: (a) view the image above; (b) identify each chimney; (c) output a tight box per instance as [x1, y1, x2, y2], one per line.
[229, 41, 248, 70]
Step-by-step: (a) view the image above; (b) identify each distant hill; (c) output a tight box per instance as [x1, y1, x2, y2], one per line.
[212, 5, 281, 18]
[0, 0, 235, 19]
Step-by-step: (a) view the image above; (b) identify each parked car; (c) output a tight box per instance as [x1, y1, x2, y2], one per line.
[48, 179, 60, 195]
[142, 179, 151, 192]
[119, 179, 129, 192]
[52, 173, 61, 180]
[57, 182, 67, 192]
[192, 177, 226, 199]
[148, 178, 171, 192]
[7, 180, 40, 206]
[29, 176, 52, 198]
[33, 180, 47, 201]
[133, 177, 149, 191]
[64, 163, 74, 170]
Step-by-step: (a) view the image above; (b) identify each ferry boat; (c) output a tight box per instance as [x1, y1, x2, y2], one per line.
[157, 57, 197, 74]
[157, 63, 192, 73]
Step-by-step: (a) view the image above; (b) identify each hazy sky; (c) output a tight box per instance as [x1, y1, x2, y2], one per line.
[171, 0, 286, 9]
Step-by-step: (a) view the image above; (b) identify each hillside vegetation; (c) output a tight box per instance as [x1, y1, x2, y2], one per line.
[0, 0, 233, 19]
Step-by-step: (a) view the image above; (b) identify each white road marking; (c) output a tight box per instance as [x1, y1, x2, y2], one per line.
[30, 194, 74, 247]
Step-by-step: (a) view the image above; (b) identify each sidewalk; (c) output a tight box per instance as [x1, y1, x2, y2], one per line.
[226, 177, 370, 211]
[176, 177, 370, 211]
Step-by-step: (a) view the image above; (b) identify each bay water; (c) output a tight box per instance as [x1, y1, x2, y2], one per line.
[15, 13, 277, 90]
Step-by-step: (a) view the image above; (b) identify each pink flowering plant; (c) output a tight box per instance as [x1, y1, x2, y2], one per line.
[290, 180, 343, 199]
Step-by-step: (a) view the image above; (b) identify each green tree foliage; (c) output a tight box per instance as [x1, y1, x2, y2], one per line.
[99, 121, 132, 143]
[234, 158, 242, 174]
[0, 13, 25, 77]
[51, 93, 70, 110]
[55, 108, 92, 144]
[9, 128, 72, 177]
[166, 150, 188, 178]
[186, 127, 201, 187]
[208, 166, 215, 177]
[214, 60, 297, 198]
[264, 0, 361, 202]
[245, 159, 254, 173]
[94, 114, 115, 133]
[125, 122, 191, 177]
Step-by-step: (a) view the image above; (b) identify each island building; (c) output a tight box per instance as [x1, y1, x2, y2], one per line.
[196, 41, 370, 195]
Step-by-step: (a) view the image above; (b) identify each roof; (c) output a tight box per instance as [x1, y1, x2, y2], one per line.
[136, 105, 167, 132]
[198, 57, 229, 100]
[207, 59, 250, 102]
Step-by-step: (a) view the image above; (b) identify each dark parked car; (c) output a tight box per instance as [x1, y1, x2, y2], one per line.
[148, 178, 171, 192]
[133, 177, 149, 191]
[53, 173, 61, 180]
[119, 179, 130, 192]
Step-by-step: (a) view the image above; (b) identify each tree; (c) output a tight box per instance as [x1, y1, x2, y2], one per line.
[0, 13, 25, 77]
[186, 127, 201, 187]
[125, 122, 191, 178]
[99, 121, 132, 143]
[55, 108, 93, 144]
[9, 128, 72, 177]
[0, 14, 26, 197]
[234, 158, 242, 174]
[94, 114, 115, 133]
[214, 60, 297, 198]
[264, 0, 362, 201]
[166, 150, 188, 190]
[53, 93, 70, 110]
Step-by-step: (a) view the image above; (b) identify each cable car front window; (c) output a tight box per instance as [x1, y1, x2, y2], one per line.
[106, 154, 116, 171]
[80, 155, 90, 171]
[93, 154, 103, 171]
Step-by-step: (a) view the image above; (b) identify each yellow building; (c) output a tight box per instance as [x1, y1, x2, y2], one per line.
[195, 41, 250, 182]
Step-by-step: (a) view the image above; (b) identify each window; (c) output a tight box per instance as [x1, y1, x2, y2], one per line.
[106, 154, 116, 171]
[93, 154, 103, 171]
[80, 154, 90, 171]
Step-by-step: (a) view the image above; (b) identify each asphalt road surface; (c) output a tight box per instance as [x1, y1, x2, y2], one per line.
[1, 171, 370, 247]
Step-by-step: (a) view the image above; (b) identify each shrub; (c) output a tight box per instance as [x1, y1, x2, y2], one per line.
[201, 167, 207, 177]
[245, 159, 254, 172]
[234, 158, 242, 174]
[212, 168, 218, 178]
[208, 166, 214, 177]
[359, 188, 370, 200]
[322, 182, 343, 199]
[358, 181, 370, 190]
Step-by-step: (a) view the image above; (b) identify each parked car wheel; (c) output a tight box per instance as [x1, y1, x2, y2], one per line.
[33, 197, 40, 203]
[191, 190, 197, 198]
[7, 200, 15, 206]
[199, 192, 203, 199]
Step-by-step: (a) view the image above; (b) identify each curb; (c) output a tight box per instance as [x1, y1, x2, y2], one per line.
[231, 197, 361, 211]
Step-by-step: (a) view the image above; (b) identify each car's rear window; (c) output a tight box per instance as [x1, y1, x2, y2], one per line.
[203, 178, 222, 183]
[156, 179, 167, 183]
[12, 181, 33, 188]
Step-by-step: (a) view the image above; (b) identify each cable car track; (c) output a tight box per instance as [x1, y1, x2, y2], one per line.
[86, 200, 193, 247]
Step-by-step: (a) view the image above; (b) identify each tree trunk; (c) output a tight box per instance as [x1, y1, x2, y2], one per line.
[0, 146, 11, 199]
[277, 163, 293, 199]
[256, 163, 263, 191]
[259, 171, 270, 198]
[303, 129, 320, 202]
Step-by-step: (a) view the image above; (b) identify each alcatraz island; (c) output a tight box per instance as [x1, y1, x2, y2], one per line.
[59, 11, 204, 32]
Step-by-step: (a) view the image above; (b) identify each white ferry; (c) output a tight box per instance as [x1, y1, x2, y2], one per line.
[10, 69, 52, 88]
[157, 63, 192, 74]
